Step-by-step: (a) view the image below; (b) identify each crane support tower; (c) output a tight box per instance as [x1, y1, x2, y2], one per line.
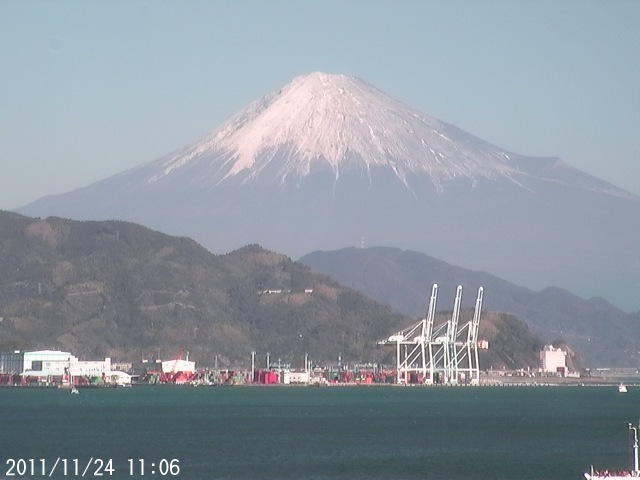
[379, 284, 485, 385]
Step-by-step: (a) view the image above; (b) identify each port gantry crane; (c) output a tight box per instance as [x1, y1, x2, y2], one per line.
[384, 284, 438, 385]
[379, 284, 485, 385]
[454, 286, 483, 385]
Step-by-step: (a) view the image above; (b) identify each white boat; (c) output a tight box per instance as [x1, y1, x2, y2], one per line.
[619, 383, 628, 393]
[584, 421, 639, 479]
[70, 386, 79, 395]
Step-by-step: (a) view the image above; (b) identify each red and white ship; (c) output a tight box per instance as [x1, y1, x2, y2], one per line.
[585, 421, 639, 479]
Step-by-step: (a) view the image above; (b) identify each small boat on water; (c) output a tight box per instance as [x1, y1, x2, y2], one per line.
[584, 421, 639, 479]
[619, 383, 628, 393]
[70, 386, 79, 395]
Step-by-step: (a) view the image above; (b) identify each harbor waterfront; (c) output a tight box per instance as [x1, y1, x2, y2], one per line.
[0, 385, 639, 480]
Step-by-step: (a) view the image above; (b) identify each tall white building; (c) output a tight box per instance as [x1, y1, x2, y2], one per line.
[540, 345, 567, 373]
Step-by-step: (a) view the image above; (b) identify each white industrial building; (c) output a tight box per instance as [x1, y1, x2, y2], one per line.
[161, 358, 195, 374]
[20, 350, 130, 385]
[71, 357, 111, 378]
[540, 345, 567, 374]
[284, 369, 310, 385]
[108, 370, 133, 386]
[23, 350, 75, 377]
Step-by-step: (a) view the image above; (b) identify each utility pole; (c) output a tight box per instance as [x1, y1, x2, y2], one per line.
[251, 351, 256, 383]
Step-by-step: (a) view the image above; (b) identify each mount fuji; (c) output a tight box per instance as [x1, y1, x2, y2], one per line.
[17, 72, 640, 311]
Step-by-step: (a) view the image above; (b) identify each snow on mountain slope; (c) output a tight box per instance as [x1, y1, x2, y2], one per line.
[146, 72, 529, 190]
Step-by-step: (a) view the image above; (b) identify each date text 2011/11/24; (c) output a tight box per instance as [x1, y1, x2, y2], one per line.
[4, 458, 181, 477]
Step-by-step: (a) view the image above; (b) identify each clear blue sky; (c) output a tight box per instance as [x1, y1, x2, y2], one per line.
[1, 0, 638, 210]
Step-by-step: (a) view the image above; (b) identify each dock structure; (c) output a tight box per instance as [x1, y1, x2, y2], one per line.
[379, 284, 484, 386]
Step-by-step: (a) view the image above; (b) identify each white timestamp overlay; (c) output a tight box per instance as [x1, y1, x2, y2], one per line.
[4, 458, 181, 477]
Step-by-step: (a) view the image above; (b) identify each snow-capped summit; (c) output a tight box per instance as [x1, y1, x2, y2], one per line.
[149, 72, 519, 189]
[17, 72, 640, 312]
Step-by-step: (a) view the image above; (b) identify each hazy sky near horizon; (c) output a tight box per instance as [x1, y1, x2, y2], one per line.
[1, 1, 638, 210]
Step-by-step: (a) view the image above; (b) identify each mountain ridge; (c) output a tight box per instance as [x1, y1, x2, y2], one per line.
[26, 72, 633, 199]
[299, 246, 639, 367]
[16, 72, 640, 311]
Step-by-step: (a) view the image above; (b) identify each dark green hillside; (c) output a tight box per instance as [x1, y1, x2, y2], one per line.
[476, 311, 545, 370]
[0, 212, 408, 367]
[0, 212, 547, 371]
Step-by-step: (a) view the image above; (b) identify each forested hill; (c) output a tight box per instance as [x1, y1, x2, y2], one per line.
[0, 211, 543, 370]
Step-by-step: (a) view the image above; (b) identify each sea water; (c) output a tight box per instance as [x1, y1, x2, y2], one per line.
[0, 385, 638, 480]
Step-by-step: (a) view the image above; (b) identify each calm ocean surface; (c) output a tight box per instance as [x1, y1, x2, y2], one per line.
[1, 385, 638, 480]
